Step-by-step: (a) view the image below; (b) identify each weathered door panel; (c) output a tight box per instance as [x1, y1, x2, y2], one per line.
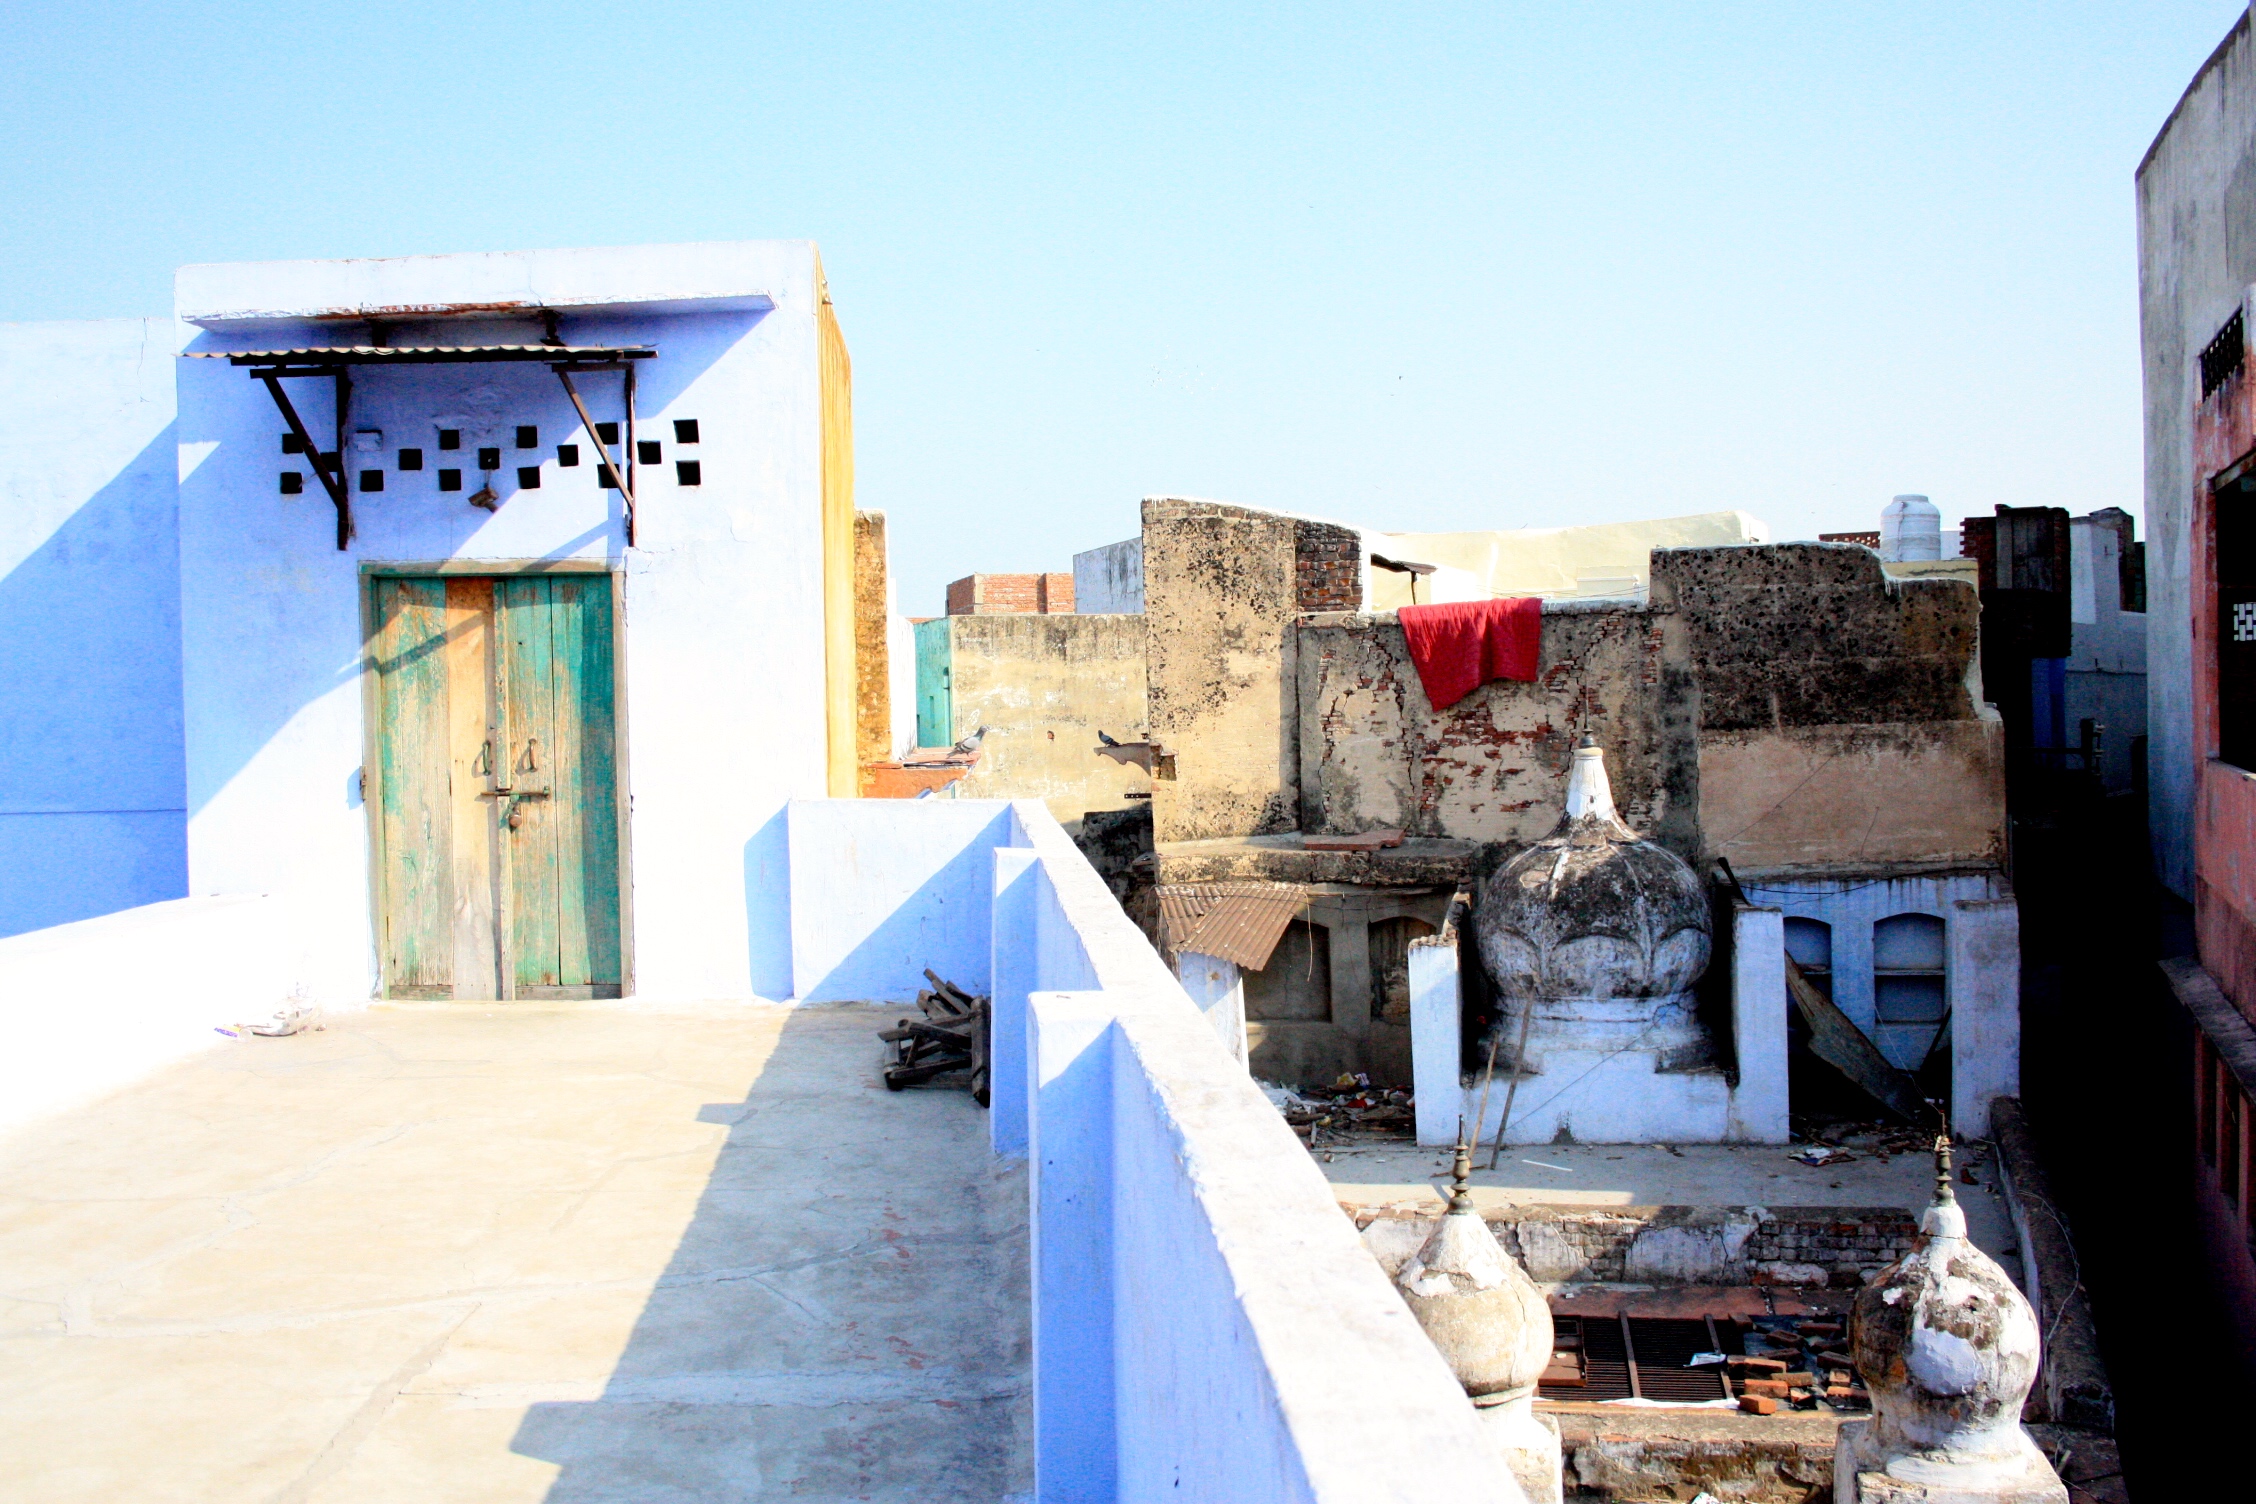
[545, 575, 622, 988]
[371, 577, 455, 997]
[443, 578, 500, 998]
[497, 576, 622, 997]
[372, 573, 622, 1001]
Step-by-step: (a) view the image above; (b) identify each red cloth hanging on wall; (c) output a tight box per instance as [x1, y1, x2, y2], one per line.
[1396, 597, 1542, 710]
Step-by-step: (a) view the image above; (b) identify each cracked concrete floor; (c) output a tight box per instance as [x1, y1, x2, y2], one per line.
[0, 1001, 1032, 1503]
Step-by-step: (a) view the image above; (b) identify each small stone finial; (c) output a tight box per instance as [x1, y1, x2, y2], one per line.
[1395, 1139, 1562, 1503]
[1933, 1134, 1957, 1207]
[1446, 1136, 1475, 1215]
[1561, 735, 1629, 829]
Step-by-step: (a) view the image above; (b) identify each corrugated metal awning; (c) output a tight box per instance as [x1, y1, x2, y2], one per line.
[186, 345, 655, 368]
[1156, 882, 1306, 971]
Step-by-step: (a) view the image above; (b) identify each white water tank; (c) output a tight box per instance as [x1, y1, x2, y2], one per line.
[1880, 494, 1941, 562]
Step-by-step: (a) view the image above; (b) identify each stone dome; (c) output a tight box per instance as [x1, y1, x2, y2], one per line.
[1841, 1140, 2064, 1500]
[1472, 736, 1712, 1068]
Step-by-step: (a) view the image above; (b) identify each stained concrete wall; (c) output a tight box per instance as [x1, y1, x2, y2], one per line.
[174, 241, 833, 1003]
[2137, 7, 2255, 897]
[939, 613, 1150, 827]
[1072, 536, 1143, 613]
[1652, 543, 2007, 875]
[1145, 498, 1317, 843]
[0, 318, 188, 937]
[853, 509, 895, 766]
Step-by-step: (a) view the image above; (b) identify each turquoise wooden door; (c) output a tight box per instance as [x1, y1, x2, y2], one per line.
[370, 574, 622, 999]
[915, 617, 953, 748]
[496, 576, 622, 996]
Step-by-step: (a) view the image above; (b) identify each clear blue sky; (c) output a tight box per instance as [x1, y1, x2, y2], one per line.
[1, 2, 2244, 613]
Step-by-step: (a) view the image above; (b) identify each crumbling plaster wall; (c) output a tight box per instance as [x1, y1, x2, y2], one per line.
[942, 613, 1149, 828]
[1296, 602, 1695, 854]
[1290, 542, 2000, 875]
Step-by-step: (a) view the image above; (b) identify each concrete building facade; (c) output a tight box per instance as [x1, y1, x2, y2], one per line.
[2139, 5, 2256, 1378]
[0, 241, 868, 1004]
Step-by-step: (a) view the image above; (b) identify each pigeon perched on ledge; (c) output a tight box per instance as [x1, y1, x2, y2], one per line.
[951, 725, 990, 755]
[1097, 729, 1120, 747]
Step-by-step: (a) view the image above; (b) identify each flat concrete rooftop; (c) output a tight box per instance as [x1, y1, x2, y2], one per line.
[0, 1002, 1030, 1503]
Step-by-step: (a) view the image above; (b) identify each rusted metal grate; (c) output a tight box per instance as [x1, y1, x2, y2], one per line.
[1538, 1315, 1728, 1402]
[2204, 308, 2246, 399]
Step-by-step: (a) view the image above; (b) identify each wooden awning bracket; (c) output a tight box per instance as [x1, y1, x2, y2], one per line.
[257, 371, 354, 548]
[553, 366, 637, 545]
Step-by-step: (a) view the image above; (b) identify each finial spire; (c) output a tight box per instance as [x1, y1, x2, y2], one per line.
[1447, 1135, 1475, 1215]
[1933, 1133, 1957, 1207]
[1563, 736, 1622, 825]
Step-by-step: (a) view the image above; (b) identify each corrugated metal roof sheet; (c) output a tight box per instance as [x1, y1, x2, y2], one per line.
[1156, 882, 1306, 971]
[185, 345, 655, 365]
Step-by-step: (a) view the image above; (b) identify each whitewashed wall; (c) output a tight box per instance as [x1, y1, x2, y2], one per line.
[173, 242, 831, 1003]
[779, 799, 1523, 1500]
[0, 317, 188, 937]
[0, 896, 290, 1141]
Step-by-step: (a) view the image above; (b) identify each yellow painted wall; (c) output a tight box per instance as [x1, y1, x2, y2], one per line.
[1367, 510, 1769, 607]
[818, 255, 858, 797]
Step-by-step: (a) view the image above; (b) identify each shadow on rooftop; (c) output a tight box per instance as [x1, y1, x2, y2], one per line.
[508, 1003, 1032, 1501]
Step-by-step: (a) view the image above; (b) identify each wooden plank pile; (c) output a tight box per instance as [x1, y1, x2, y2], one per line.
[879, 968, 991, 1106]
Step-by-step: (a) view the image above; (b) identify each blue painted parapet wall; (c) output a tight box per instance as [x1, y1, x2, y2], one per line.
[783, 797, 1524, 1502]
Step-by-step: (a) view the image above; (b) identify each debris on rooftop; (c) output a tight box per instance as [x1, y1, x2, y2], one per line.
[879, 970, 991, 1105]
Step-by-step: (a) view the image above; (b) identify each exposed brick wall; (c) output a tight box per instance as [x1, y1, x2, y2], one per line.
[945, 571, 1076, 615]
[1740, 1211, 1919, 1283]
[1294, 521, 1362, 612]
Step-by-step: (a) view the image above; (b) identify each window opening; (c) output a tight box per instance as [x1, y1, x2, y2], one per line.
[2219, 466, 2256, 769]
[280, 472, 303, 495]
[515, 425, 538, 448]
[675, 460, 701, 486]
[637, 440, 662, 465]
[2203, 1037, 2219, 1166]
[397, 448, 423, 471]
[360, 469, 383, 493]
[1784, 918, 1832, 1000]
[517, 466, 541, 489]
[2227, 1084, 2244, 1208]
[477, 447, 501, 471]
[673, 418, 699, 444]
[557, 444, 579, 467]
[438, 428, 461, 451]
[1872, 914, 1946, 1024]
[2204, 308, 2246, 398]
[438, 469, 463, 492]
